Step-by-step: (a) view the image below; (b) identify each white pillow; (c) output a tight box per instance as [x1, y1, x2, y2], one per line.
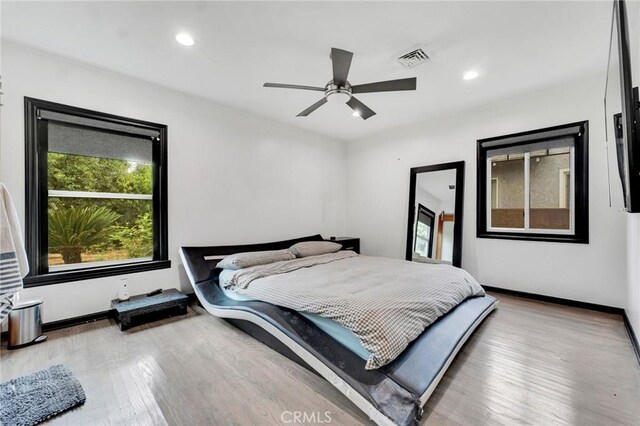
[216, 249, 294, 270]
[289, 241, 342, 258]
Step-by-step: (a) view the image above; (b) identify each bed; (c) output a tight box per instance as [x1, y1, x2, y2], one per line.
[180, 234, 497, 426]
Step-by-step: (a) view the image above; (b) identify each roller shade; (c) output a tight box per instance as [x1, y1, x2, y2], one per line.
[486, 136, 574, 158]
[40, 110, 159, 138]
[418, 210, 433, 225]
[482, 124, 581, 148]
[47, 121, 153, 163]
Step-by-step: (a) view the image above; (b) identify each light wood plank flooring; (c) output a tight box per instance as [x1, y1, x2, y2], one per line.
[1, 293, 639, 425]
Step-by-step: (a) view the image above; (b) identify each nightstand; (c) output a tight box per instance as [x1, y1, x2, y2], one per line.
[325, 237, 360, 254]
[111, 289, 188, 331]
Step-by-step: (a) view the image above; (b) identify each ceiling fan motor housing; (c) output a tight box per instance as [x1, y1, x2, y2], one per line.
[325, 82, 352, 103]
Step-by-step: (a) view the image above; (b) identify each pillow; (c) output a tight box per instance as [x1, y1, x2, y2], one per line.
[289, 241, 342, 258]
[216, 249, 294, 270]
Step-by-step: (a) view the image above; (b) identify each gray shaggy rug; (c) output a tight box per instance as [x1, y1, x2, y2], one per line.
[0, 364, 86, 425]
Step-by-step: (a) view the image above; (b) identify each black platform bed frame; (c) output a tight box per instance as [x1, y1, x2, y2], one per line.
[180, 234, 497, 426]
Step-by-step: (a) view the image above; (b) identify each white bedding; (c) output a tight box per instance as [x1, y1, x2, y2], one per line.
[218, 269, 370, 359]
[224, 252, 485, 369]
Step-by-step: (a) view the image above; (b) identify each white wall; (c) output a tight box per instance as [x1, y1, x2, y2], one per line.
[415, 186, 441, 215]
[346, 73, 628, 308]
[628, 215, 640, 341]
[0, 42, 347, 323]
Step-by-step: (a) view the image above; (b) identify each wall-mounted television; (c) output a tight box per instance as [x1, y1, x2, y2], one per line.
[605, 0, 640, 213]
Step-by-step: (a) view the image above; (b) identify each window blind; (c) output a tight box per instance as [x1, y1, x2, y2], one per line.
[40, 110, 159, 137]
[47, 122, 153, 163]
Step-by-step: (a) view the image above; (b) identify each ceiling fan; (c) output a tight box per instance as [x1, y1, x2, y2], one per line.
[264, 48, 417, 120]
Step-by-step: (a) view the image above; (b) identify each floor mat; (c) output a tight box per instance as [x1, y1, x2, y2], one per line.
[0, 364, 86, 425]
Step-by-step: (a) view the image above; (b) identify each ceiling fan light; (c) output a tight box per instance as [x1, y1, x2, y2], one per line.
[326, 91, 351, 104]
[463, 70, 479, 80]
[175, 32, 195, 46]
[352, 111, 360, 117]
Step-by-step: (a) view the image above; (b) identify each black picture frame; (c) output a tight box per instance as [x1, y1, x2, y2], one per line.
[476, 121, 589, 244]
[24, 97, 170, 287]
[406, 161, 465, 267]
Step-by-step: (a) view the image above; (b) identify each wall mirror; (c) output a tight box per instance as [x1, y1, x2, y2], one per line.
[406, 161, 465, 267]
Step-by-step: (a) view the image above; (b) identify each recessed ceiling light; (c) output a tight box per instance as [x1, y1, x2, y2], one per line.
[463, 70, 479, 80]
[352, 111, 361, 117]
[175, 32, 195, 46]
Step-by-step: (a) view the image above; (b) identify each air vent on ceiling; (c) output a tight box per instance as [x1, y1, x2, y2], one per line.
[397, 48, 429, 69]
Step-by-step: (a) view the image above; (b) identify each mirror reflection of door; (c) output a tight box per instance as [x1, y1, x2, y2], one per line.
[414, 204, 435, 258]
[406, 162, 464, 267]
[436, 212, 455, 261]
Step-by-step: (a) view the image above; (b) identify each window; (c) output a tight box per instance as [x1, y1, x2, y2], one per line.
[414, 204, 435, 257]
[24, 98, 169, 286]
[477, 121, 588, 243]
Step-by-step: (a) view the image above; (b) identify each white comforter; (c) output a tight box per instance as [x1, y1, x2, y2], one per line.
[227, 251, 485, 369]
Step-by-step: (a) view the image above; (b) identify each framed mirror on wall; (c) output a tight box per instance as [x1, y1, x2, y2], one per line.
[406, 161, 465, 267]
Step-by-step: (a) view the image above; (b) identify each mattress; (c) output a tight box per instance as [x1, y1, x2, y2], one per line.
[219, 269, 370, 360]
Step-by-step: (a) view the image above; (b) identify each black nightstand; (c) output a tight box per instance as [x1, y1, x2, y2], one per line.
[111, 289, 189, 331]
[325, 237, 360, 254]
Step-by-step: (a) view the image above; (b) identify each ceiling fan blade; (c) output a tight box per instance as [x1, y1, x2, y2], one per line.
[331, 48, 354, 86]
[351, 77, 417, 94]
[264, 83, 325, 92]
[346, 97, 376, 120]
[296, 97, 328, 117]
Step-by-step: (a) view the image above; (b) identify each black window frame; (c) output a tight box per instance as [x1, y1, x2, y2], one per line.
[24, 97, 170, 287]
[414, 203, 436, 258]
[477, 121, 589, 244]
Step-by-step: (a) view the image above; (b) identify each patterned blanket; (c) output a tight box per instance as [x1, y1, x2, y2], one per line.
[228, 252, 485, 369]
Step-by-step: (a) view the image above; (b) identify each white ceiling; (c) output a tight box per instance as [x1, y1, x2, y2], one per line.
[1, 1, 612, 141]
[417, 169, 456, 212]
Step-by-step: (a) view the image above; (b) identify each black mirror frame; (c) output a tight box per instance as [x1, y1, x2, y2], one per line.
[405, 161, 465, 267]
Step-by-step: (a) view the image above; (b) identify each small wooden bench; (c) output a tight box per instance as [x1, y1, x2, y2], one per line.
[111, 289, 189, 331]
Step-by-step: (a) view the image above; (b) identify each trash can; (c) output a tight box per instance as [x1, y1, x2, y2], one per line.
[8, 299, 47, 349]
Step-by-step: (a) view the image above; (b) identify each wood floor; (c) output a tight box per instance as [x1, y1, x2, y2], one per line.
[1, 293, 639, 425]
